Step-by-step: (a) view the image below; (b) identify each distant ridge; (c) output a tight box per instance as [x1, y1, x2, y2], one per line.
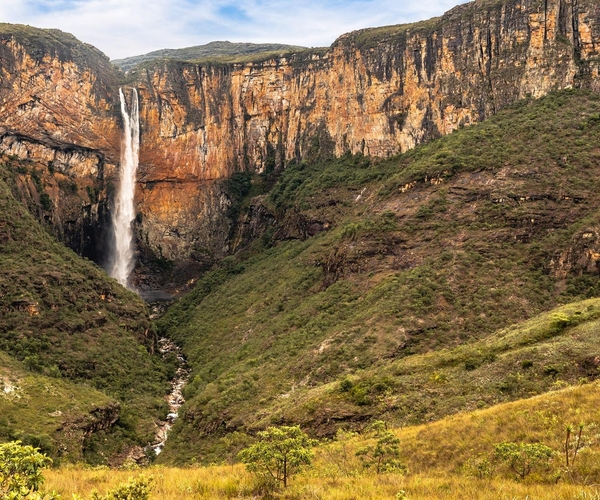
[112, 40, 307, 71]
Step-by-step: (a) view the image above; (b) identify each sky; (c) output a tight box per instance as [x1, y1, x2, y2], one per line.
[0, 0, 470, 60]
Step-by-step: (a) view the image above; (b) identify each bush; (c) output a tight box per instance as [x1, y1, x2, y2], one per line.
[90, 475, 153, 500]
[356, 421, 408, 474]
[494, 441, 554, 479]
[0, 441, 53, 498]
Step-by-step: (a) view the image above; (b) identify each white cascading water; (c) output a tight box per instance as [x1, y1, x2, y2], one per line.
[109, 88, 140, 288]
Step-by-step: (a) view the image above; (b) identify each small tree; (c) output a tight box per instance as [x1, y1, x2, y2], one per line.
[238, 425, 316, 488]
[494, 441, 553, 479]
[0, 441, 53, 498]
[356, 420, 407, 474]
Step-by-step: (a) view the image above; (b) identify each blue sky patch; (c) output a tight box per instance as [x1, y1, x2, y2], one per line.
[217, 4, 251, 23]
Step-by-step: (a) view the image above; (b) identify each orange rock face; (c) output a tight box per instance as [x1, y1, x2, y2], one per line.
[136, 1, 600, 181]
[0, 27, 121, 176]
[0, 26, 122, 261]
[131, 0, 600, 261]
[2, 0, 600, 264]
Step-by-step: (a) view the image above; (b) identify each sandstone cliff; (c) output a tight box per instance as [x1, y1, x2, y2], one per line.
[2, 0, 600, 270]
[132, 0, 600, 264]
[0, 24, 121, 260]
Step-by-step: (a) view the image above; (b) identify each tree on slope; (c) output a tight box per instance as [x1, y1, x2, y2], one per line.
[238, 425, 316, 488]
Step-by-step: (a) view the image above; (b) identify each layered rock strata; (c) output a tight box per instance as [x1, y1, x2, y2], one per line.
[2, 0, 600, 265]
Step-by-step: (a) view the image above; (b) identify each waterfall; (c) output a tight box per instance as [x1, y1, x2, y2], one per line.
[109, 88, 139, 288]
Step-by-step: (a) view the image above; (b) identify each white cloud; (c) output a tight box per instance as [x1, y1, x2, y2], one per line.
[0, 0, 470, 59]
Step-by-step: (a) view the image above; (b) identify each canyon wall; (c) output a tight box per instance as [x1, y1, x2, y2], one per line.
[0, 24, 121, 260]
[132, 0, 600, 263]
[2, 0, 600, 268]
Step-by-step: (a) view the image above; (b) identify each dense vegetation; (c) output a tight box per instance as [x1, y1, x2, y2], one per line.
[0, 158, 170, 464]
[157, 89, 600, 462]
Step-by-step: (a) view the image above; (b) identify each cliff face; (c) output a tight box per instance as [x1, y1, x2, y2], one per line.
[133, 0, 600, 263]
[3, 0, 600, 268]
[0, 24, 121, 260]
[0, 25, 120, 169]
[136, 0, 600, 172]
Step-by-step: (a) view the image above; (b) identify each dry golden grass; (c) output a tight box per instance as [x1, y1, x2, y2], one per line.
[45, 465, 253, 499]
[44, 466, 600, 499]
[44, 381, 600, 499]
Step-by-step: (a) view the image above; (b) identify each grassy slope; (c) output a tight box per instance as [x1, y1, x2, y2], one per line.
[0, 350, 115, 463]
[158, 89, 600, 462]
[0, 159, 171, 463]
[45, 380, 600, 498]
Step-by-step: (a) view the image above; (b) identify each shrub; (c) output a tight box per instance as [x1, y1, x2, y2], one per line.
[356, 421, 408, 474]
[90, 475, 153, 500]
[494, 441, 554, 479]
[0, 441, 53, 498]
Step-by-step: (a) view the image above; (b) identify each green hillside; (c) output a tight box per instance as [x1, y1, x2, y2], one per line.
[41, 376, 600, 498]
[157, 89, 600, 462]
[0, 158, 171, 464]
[0, 350, 116, 464]
[112, 41, 308, 72]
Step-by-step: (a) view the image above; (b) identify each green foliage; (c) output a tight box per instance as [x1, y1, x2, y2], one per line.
[238, 426, 316, 488]
[39, 193, 52, 211]
[462, 454, 495, 479]
[0, 441, 52, 499]
[494, 441, 554, 479]
[268, 154, 376, 211]
[159, 90, 600, 461]
[356, 421, 407, 474]
[0, 159, 169, 463]
[223, 171, 253, 219]
[90, 476, 153, 500]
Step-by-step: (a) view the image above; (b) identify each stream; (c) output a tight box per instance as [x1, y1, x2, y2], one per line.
[150, 337, 190, 455]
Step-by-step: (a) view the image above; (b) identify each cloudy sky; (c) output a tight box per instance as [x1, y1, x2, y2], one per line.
[0, 0, 470, 60]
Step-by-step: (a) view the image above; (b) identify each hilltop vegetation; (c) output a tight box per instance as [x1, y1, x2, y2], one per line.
[112, 41, 308, 72]
[0, 157, 170, 464]
[157, 89, 600, 462]
[0, 23, 112, 69]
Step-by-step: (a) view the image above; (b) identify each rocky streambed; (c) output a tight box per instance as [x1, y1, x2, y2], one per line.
[150, 337, 190, 455]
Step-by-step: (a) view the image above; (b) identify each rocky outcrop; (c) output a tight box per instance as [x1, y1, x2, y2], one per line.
[3, 0, 600, 267]
[56, 402, 120, 459]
